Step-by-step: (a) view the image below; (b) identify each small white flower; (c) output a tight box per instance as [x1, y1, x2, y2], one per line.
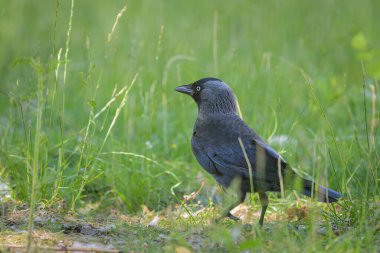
[268, 135, 295, 146]
[0, 179, 11, 200]
[145, 141, 153, 149]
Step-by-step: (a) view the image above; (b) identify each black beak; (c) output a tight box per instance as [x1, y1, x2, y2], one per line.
[175, 84, 193, 96]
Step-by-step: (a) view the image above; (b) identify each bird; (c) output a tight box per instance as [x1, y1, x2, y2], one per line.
[175, 77, 342, 226]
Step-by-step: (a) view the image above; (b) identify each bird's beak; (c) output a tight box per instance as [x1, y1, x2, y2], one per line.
[175, 84, 193, 96]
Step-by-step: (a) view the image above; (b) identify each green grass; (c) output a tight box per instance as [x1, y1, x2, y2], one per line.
[0, 0, 379, 252]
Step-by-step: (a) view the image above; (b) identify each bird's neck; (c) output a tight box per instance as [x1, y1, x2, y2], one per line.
[197, 95, 238, 117]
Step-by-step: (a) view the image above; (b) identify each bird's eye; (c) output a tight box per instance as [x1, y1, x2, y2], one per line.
[196, 86, 201, 92]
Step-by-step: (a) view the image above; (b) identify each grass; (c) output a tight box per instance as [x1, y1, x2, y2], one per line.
[0, 0, 379, 252]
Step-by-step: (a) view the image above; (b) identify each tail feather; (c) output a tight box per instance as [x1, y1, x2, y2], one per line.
[302, 179, 342, 203]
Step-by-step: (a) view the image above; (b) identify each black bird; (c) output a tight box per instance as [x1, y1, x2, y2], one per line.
[175, 77, 342, 226]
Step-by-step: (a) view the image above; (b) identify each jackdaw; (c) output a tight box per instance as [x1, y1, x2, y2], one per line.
[175, 77, 342, 226]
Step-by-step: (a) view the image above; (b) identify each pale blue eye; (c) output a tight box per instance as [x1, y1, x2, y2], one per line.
[196, 86, 201, 92]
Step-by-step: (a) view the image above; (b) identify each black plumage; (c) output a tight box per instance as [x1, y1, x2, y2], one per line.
[175, 78, 342, 225]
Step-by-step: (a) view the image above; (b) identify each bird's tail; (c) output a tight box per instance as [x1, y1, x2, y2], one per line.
[301, 179, 342, 203]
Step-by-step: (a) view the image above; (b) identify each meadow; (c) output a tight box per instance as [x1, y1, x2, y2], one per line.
[0, 0, 379, 252]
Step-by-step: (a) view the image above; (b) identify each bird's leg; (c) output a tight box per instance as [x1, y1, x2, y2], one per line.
[217, 192, 246, 222]
[258, 192, 268, 226]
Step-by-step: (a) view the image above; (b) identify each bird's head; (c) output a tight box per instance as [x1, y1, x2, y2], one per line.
[175, 77, 238, 115]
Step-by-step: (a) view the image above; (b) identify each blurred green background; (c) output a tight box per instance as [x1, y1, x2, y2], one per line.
[0, 0, 379, 213]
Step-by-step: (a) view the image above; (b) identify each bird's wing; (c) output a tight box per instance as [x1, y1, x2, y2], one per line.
[253, 138, 286, 165]
[205, 137, 287, 190]
[205, 145, 253, 179]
